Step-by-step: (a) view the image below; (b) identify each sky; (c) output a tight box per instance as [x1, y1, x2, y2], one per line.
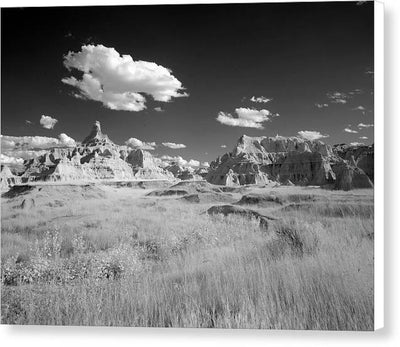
[1, 1, 374, 166]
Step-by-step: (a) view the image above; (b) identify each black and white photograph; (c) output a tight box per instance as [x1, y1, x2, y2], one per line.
[1, 1, 379, 331]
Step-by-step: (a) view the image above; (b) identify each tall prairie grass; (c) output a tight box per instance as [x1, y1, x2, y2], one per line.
[1, 186, 374, 330]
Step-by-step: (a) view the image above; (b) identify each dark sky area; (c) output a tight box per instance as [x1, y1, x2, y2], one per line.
[1, 1, 374, 164]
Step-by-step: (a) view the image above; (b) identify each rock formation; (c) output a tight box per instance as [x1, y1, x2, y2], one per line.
[333, 143, 374, 182]
[1, 165, 22, 190]
[1, 121, 174, 189]
[206, 135, 373, 190]
[207, 204, 278, 231]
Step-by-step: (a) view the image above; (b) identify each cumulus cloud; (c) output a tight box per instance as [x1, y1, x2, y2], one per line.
[162, 142, 186, 149]
[250, 96, 272, 103]
[297, 130, 329, 141]
[62, 44, 188, 112]
[344, 127, 358, 134]
[315, 103, 329, 108]
[58, 133, 76, 147]
[359, 136, 368, 140]
[1, 133, 76, 164]
[357, 123, 373, 129]
[40, 115, 58, 129]
[202, 161, 210, 168]
[125, 137, 156, 150]
[216, 108, 277, 129]
[160, 155, 203, 168]
[1, 154, 24, 166]
[187, 159, 200, 167]
[352, 105, 366, 111]
[1, 134, 76, 150]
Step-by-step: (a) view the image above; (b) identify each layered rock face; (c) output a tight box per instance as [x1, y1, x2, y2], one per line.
[2, 121, 173, 187]
[1, 165, 22, 189]
[206, 135, 373, 190]
[333, 144, 374, 181]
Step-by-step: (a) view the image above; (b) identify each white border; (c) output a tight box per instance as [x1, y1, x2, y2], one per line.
[374, 0, 384, 331]
[0, 0, 394, 345]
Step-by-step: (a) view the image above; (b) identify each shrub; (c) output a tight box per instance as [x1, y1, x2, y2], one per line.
[274, 219, 321, 257]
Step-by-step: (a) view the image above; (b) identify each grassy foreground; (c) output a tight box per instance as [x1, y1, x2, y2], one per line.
[1, 184, 374, 329]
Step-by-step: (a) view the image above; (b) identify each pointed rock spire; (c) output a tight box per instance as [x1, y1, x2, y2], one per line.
[82, 121, 114, 146]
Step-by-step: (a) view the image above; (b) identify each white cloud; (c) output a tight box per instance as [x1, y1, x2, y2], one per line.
[357, 123, 374, 129]
[154, 107, 164, 112]
[187, 159, 200, 167]
[315, 103, 329, 108]
[1, 154, 24, 166]
[216, 108, 276, 129]
[201, 161, 210, 168]
[348, 89, 364, 96]
[161, 155, 201, 167]
[1, 133, 76, 163]
[40, 115, 58, 129]
[1, 134, 76, 150]
[58, 133, 76, 147]
[25, 120, 33, 125]
[359, 136, 368, 140]
[62, 44, 188, 112]
[125, 137, 156, 150]
[350, 142, 365, 146]
[344, 127, 358, 134]
[352, 105, 366, 111]
[162, 142, 186, 149]
[221, 144, 227, 148]
[327, 92, 349, 104]
[297, 130, 329, 141]
[250, 96, 272, 103]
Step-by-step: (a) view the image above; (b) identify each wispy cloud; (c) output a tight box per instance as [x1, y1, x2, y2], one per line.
[326, 92, 349, 104]
[221, 144, 227, 148]
[40, 115, 58, 129]
[350, 142, 365, 146]
[154, 107, 164, 112]
[357, 123, 374, 129]
[359, 136, 368, 140]
[216, 107, 278, 129]
[315, 103, 329, 109]
[348, 89, 364, 96]
[297, 130, 329, 141]
[326, 89, 364, 105]
[344, 127, 358, 134]
[162, 142, 186, 149]
[250, 96, 272, 103]
[62, 44, 188, 112]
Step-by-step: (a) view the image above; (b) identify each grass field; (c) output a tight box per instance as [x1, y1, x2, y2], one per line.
[0, 182, 374, 330]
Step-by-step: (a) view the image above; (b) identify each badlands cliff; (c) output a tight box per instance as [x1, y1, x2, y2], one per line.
[1, 123, 374, 191]
[206, 135, 373, 190]
[1, 121, 174, 188]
